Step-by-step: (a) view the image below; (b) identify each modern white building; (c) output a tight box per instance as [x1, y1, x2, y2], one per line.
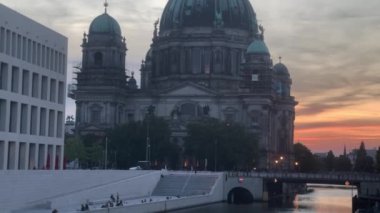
[0, 4, 67, 170]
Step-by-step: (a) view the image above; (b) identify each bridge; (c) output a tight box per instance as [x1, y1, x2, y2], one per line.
[227, 171, 380, 185]
[224, 171, 380, 204]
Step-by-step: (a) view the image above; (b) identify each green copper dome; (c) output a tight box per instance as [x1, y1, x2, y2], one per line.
[160, 0, 258, 34]
[89, 13, 121, 36]
[246, 40, 270, 55]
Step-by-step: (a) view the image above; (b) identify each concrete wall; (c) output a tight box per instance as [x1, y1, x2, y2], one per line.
[50, 171, 162, 210]
[223, 175, 264, 201]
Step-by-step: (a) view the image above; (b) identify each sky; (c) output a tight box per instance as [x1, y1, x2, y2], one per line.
[3, 0, 380, 154]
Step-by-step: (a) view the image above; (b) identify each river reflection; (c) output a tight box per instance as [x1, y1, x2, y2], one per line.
[172, 185, 357, 213]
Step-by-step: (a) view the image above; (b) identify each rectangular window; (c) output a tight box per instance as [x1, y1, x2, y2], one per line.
[57, 111, 63, 138]
[20, 104, 28, 134]
[0, 99, 6, 131]
[50, 79, 56, 102]
[17, 34, 21, 59]
[9, 101, 18, 133]
[41, 45, 45, 68]
[0, 62, 8, 90]
[49, 49, 54, 70]
[58, 81, 64, 104]
[0, 141, 4, 170]
[27, 39, 32, 63]
[46, 47, 50, 69]
[30, 106, 38, 135]
[48, 110, 55, 137]
[11, 32, 16, 57]
[41, 76, 48, 100]
[0, 27, 5, 53]
[32, 41, 37, 64]
[5, 30, 10, 55]
[39, 108, 46, 136]
[22, 37, 27, 60]
[22, 70, 30, 96]
[31, 73, 39, 98]
[37, 43, 41, 66]
[11, 66, 20, 93]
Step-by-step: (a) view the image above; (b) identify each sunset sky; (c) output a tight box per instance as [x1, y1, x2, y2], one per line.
[3, 0, 380, 153]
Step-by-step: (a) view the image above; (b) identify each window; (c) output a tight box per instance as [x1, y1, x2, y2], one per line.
[48, 110, 55, 137]
[11, 66, 19, 93]
[94, 52, 103, 66]
[180, 103, 197, 121]
[0, 62, 8, 90]
[27, 39, 32, 63]
[30, 106, 38, 135]
[57, 111, 63, 138]
[0, 141, 4, 170]
[41, 45, 45, 68]
[20, 104, 28, 134]
[22, 70, 30, 96]
[9, 101, 18, 133]
[192, 48, 202, 74]
[22, 37, 27, 60]
[32, 73, 39, 98]
[37, 43, 41, 66]
[39, 108, 47, 136]
[5, 30, 10, 55]
[11, 32, 16, 57]
[41, 76, 48, 100]
[46, 47, 50, 69]
[90, 104, 102, 123]
[0, 27, 5, 53]
[50, 79, 56, 102]
[0, 99, 6, 131]
[17, 34, 21, 59]
[32, 41, 36, 64]
[58, 81, 64, 104]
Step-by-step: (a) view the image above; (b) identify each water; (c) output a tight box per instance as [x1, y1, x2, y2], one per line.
[173, 185, 357, 213]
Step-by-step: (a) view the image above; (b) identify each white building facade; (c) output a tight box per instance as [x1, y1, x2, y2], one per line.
[0, 4, 67, 170]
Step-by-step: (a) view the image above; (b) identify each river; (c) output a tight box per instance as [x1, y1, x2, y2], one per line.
[172, 185, 357, 213]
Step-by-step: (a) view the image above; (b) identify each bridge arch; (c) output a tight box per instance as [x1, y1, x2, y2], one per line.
[227, 187, 254, 204]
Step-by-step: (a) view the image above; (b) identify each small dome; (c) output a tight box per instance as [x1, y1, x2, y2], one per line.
[89, 13, 121, 36]
[246, 40, 270, 55]
[273, 63, 289, 75]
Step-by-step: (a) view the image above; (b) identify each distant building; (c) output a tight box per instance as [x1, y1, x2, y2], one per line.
[0, 4, 68, 170]
[70, 0, 297, 169]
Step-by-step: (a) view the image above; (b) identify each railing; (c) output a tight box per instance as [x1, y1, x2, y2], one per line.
[226, 171, 380, 183]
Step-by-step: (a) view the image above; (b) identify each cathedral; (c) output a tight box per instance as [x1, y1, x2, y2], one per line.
[71, 0, 297, 169]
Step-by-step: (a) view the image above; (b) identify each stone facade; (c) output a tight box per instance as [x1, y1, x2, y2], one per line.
[71, 0, 297, 169]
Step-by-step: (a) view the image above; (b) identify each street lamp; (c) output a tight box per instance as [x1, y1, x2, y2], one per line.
[146, 105, 155, 162]
[105, 137, 108, 170]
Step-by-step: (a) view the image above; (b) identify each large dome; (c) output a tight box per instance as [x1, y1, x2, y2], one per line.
[160, 0, 258, 33]
[89, 13, 122, 36]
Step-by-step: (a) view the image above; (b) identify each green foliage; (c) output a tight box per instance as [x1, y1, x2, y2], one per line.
[294, 143, 319, 172]
[325, 150, 335, 171]
[64, 137, 86, 162]
[354, 142, 374, 172]
[335, 155, 352, 172]
[184, 118, 258, 171]
[108, 116, 180, 169]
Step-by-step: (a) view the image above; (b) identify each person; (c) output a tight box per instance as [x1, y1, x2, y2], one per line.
[81, 204, 85, 211]
[116, 200, 123, 206]
[116, 193, 120, 203]
[110, 194, 115, 202]
[52, 209, 58, 213]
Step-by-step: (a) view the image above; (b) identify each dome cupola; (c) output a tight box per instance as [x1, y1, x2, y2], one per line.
[160, 0, 258, 34]
[274, 62, 290, 76]
[246, 39, 270, 55]
[89, 13, 122, 36]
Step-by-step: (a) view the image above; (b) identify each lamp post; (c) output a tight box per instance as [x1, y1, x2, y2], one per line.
[105, 137, 108, 170]
[214, 140, 218, 172]
[146, 105, 155, 163]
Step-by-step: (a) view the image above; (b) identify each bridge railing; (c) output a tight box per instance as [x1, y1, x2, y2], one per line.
[226, 171, 380, 183]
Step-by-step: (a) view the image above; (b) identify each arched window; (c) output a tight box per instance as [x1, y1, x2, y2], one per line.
[94, 52, 103, 66]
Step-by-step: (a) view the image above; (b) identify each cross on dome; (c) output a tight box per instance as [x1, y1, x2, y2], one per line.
[104, 0, 109, 13]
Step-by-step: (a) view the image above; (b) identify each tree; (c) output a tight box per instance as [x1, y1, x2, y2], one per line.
[64, 137, 86, 164]
[325, 150, 335, 172]
[376, 147, 380, 173]
[354, 142, 374, 173]
[335, 155, 352, 172]
[294, 143, 319, 172]
[108, 116, 180, 170]
[185, 118, 258, 171]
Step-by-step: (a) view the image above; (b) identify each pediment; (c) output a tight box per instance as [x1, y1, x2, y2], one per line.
[160, 83, 217, 97]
